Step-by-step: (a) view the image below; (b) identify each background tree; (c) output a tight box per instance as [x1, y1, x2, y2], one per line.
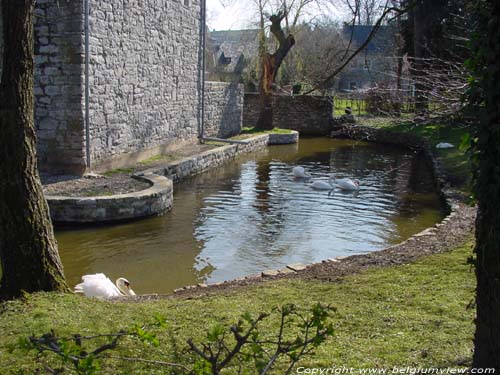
[466, 0, 500, 368]
[0, 0, 67, 299]
[255, 11, 296, 130]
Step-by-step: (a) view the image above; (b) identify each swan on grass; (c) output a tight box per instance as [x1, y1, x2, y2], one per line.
[292, 166, 311, 179]
[74, 273, 136, 298]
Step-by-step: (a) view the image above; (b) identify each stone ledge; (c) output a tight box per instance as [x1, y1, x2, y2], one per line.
[46, 132, 299, 225]
[137, 132, 298, 183]
[268, 131, 299, 145]
[46, 174, 173, 224]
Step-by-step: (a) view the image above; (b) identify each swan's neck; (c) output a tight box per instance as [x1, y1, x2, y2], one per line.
[116, 280, 135, 296]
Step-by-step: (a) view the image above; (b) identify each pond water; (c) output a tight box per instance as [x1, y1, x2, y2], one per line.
[56, 137, 446, 294]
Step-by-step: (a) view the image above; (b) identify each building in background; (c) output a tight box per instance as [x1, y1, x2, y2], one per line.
[334, 25, 399, 92]
[206, 29, 259, 83]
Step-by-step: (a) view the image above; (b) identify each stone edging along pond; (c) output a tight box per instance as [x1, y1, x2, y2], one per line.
[146, 123, 476, 298]
[46, 131, 299, 224]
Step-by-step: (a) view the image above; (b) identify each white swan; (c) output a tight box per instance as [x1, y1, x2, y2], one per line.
[436, 142, 454, 149]
[292, 166, 311, 179]
[74, 273, 136, 298]
[310, 176, 360, 191]
[334, 176, 360, 191]
[310, 176, 335, 190]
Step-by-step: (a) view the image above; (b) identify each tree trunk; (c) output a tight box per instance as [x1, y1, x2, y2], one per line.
[0, 0, 67, 299]
[411, 0, 428, 113]
[473, 0, 500, 368]
[255, 13, 295, 130]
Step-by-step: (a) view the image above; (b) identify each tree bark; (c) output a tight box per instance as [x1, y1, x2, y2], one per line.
[0, 0, 68, 299]
[473, 0, 500, 368]
[256, 13, 295, 130]
[411, 0, 429, 113]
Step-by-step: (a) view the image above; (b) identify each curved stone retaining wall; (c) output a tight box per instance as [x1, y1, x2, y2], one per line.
[47, 174, 173, 224]
[139, 131, 299, 183]
[48, 131, 299, 223]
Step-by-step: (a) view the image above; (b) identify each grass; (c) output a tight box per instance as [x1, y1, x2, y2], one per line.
[359, 116, 472, 193]
[333, 98, 368, 116]
[102, 167, 134, 176]
[0, 240, 475, 373]
[138, 154, 176, 165]
[231, 127, 293, 140]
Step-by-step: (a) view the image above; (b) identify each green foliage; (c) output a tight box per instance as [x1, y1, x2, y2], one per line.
[19, 305, 335, 375]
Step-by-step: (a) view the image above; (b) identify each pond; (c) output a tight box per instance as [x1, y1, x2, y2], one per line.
[56, 137, 446, 294]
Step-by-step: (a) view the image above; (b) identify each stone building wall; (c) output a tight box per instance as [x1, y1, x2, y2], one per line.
[87, 0, 202, 171]
[34, 0, 86, 174]
[1, 0, 244, 174]
[203, 82, 243, 138]
[0, 0, 85, 174]
[243, 93, 333, 135]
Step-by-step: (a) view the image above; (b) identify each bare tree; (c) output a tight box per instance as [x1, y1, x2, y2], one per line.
[256, 12, 296, 129]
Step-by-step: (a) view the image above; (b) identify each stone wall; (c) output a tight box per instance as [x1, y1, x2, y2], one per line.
[87, 0, 202, 171]
[0, 0, 86, 174]
[203, 82, 243, 138]
[47, 174, 173, 224]
[243, 93, 333, 135]
[1, 1, 245, 175]
[34, 0, 86, 174]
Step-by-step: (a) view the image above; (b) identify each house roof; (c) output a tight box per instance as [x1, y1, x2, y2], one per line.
[342, 25, 395, 53]
[208, 29, 259, 72]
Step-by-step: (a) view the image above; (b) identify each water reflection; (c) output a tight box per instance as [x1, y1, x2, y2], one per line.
[56, 138, 445, 294]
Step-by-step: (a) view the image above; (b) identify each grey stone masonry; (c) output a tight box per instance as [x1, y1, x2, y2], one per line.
[0, 0, 86, 174]
[204, 82, 243, 138]
[47, 174, 173, 224]
[0, 0, 244, 175]
[34, 0, 86, 174]
[244, 93, 333, 135]
[87, 0, 202, 169]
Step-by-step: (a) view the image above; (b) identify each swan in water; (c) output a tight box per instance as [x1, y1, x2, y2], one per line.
[310, 176, 360, 191]
[292, 166, 311, 179]
[334, 176, 360, 191]
[74, 273, 136, 298]
[310, 176, 335, 190]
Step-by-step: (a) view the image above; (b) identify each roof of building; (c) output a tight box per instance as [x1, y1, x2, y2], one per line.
[342, 25, 395, 54]
[208, 29, 259, 73]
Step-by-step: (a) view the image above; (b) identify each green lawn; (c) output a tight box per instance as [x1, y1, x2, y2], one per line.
[1, 240, 475, 373]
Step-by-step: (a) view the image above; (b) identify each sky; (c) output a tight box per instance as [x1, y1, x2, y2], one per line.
[205, 0, 342, 31]
[206, 0, 255, 31]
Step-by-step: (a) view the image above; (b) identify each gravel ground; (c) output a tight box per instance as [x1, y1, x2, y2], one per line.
[42, 174, 150, 197]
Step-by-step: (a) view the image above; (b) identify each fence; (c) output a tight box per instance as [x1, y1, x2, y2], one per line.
[332, 93, 417, 116]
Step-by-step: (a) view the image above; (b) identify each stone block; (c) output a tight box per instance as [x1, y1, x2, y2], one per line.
[286, 263, 307, 272]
